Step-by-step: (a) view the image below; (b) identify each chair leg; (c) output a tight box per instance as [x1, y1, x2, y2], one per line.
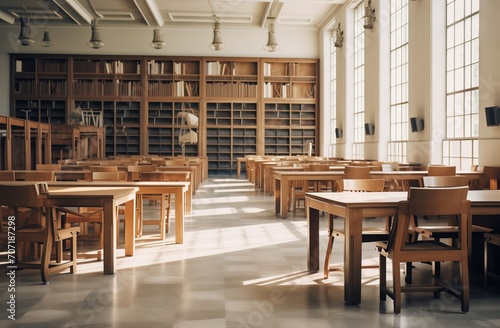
[160, 195, 166, 240]
[379, 254, 387, 301]
[460, 254, 470, 313]
[484, 237, 489, 287]
[405, 262, 412, 284]
[70, 232, 78, 273]
[165, 194, 171, 234]
[40, 235, 53, 285]
[323, 215, 335, 279]
[392, 260, 401, 314]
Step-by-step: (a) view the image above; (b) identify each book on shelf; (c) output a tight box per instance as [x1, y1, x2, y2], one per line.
[15, 60, 22, 73]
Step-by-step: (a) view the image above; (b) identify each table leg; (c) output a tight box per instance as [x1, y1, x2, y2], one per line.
[124, 197, 135, 256]
[307, 203, 320, 271]
[175, 188, 185, 244]
[344, 208, 363, 305]
[102, 200, 116, 275]
[281, 178, 289, 219]
[274, 178, 281, 215]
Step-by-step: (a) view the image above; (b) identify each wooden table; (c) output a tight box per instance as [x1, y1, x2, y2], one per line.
[45, 185, 138, 275]
[49, 181, 189, 242]
[305, 190, 500, 305]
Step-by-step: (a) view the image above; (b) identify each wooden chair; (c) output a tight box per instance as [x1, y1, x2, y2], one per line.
[307, 164, 334, 192]
[376, 186, 470, 314]
[484, 233, 500, 286]
[482, 166, 500, 190]
[23, 171, 56, 182]
[417, 176, 493, 276]
[335, 166, 372, 191]
[426, 165, 456, 176]
[139, 171, 171, 239]
[89, 165, 118, 172]
[324, 178, 388, 279]
[92, 171, 127, 181]
[58, 170, 126, 260]
[126, 165, 156, 181]
[36, 163, 61, 171]
[288, 179, 310, 214]
[0, 182, 80, 284]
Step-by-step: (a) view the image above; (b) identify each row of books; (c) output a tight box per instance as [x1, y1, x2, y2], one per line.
[15, 60, 67, 73]
[263, 82, 316, 98]
[39, 80, 68, 95]
[73, 60, 140, 74]
[206, 82, 257, 98]
[147, 81, 199, 97]
[206, 61, 235, 75]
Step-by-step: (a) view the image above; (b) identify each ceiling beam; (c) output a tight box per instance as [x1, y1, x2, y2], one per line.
[0, 10, 15, 24]
[260, 0, 283, 28]
[62, 0, 93, 25]
[145, 0, 164, 27]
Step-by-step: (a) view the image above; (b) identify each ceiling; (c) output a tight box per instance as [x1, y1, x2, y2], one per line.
[0, 0, 345, 31]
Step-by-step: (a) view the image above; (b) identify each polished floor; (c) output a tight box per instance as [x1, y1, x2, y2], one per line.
[1, 177, 500, 328]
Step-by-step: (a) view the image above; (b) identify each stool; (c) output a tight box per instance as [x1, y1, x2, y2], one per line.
[484, 233, 500, 286]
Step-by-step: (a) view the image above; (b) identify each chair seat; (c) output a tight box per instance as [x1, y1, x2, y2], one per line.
[416, 224, 493, 239]
[377, 239, 456, 252]
[333, 227, 389, 242]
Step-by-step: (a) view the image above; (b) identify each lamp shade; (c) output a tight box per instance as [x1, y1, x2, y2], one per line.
[263, 23, 278, 52]
[209, 20, 225, 50]
[149, 28, 166, 49]
[86, 20, 104, 49]
[39, 30, 54, 47]
[17, 17, 34, 46]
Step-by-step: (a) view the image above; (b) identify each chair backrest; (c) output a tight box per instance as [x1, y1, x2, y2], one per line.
[483, 166, 500, 190]
[388, 186, 470, 251]
[89, 165, 118, 172]
[0, 171, 15, 181]
[0, 182, 45, 208]
[427, 165, 456, 176]
[23, 171, 56, 182]
[139, 172, 168, 181]
[343, 166, 371, 179]
[92, 171, 127, 181]
[308, 164, 331, 171]
[163, 159, 189, 166]
[127, 165, 156, 173]
[422, 176, 469, 187]
[339, 178, 385, 192]
[36, 163, 61, 171]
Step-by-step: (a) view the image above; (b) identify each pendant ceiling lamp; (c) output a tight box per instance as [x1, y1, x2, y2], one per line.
[149, 28, 166, 49]
[17, 16, 34, 46]
[86, 19, 104, 49]
[263, 20, 278, 52]
[39, 30, 54, 47]
[209, 16, 225, 51]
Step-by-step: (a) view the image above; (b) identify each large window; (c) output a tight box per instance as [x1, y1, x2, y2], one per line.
[388, 0, 409, 163]
[443, 0, 479, 169]
[352, 2, 365, 159]
[329, 26, 338, 158]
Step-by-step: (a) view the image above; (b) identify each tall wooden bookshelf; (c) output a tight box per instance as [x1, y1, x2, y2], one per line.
[10, 54, 319, 175]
